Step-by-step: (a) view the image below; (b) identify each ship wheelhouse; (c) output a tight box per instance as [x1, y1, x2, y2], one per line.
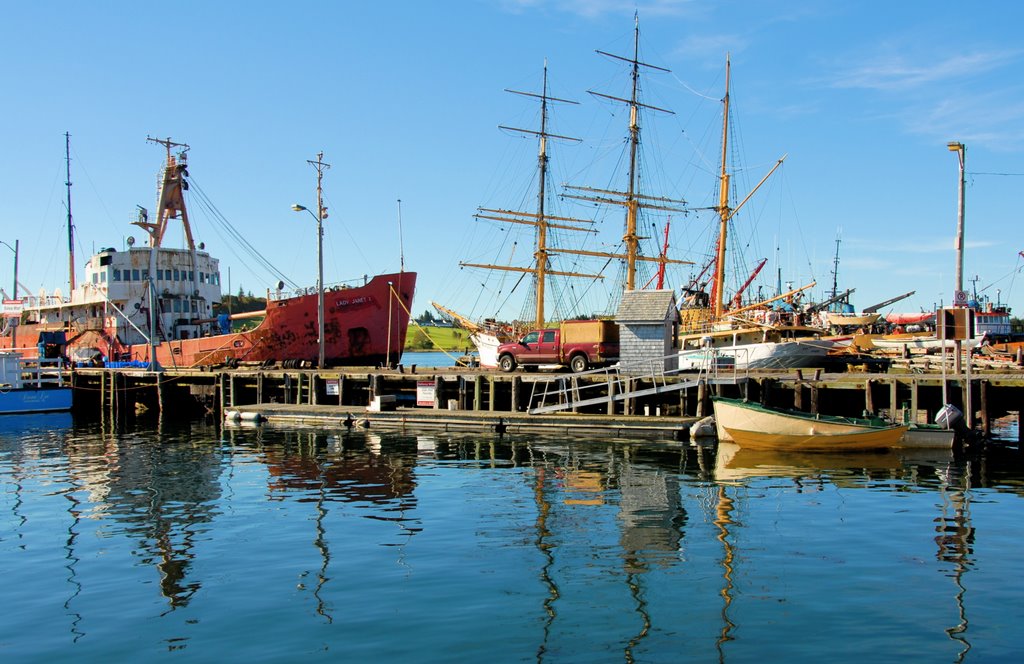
[75, 245, 222, 346]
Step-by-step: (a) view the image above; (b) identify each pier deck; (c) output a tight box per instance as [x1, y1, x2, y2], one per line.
[66, 359, 1024, 443]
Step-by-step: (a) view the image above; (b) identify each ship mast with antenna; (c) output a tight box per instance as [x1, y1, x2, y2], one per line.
[135, 136, 194, 250]
[65, 132, 76, 293]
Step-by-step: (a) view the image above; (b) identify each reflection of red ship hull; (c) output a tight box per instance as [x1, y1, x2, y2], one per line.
[3, 272, 416, 368]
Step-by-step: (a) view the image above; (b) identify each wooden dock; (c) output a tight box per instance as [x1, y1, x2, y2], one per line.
[66, 357, 1024, 443]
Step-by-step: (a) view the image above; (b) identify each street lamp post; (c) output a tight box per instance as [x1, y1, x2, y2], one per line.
[292, 203, 325, 369]
[947, 142, 966, 296]
[1, 239, 18, 351]
[293, 152, 331, 369]
[947, 141, 968, 421]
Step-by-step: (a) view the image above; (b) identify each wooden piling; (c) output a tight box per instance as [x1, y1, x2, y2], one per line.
[511, 376, 521, 412]
[980, 380, 990, 436]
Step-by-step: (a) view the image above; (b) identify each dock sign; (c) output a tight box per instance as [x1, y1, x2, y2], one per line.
[2, 299, 23, 318]
[416, 381, 436, 407]
[953, 290, 968, 307]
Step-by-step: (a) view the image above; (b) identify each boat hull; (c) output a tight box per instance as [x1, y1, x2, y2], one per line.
[470, 331, 504, 369]
[678, 339, 833, 371]
[2, 272, 416, 368]
[0, 388, 72, 414]
[712, 397, 909, 452]
[870, 334, 984, 351]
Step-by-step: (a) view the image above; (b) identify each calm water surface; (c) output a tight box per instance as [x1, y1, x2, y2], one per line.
[1, 413, 1022, 662]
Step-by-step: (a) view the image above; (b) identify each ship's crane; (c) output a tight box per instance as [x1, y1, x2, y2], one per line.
[862, 290, 915, 314]
[806, 288, 855, 313]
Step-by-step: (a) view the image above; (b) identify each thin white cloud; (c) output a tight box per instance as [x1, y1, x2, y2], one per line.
[832, 50, 1020, 91]
[846, 235, 998, 254]
[497, 0, 701, 19]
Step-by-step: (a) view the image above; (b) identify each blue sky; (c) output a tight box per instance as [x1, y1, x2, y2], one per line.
[2, 1, 1022, 322]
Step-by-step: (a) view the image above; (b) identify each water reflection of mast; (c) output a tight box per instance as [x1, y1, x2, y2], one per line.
[937, 460, 974, 662]
[532, 450, 560, 662]
[714, 486, 736, 659]
[62, 478, 85, 642]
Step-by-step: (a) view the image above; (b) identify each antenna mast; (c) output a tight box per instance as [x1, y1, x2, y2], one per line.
[65, 132, 76, 292]
[397, 198, 405, 273]
[138, 136, 193, 250]
[830, 230, 842, 300]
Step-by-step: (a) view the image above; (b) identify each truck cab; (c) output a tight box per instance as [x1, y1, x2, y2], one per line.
[496, 320, 619, 373]
[499, 328, 559, 370]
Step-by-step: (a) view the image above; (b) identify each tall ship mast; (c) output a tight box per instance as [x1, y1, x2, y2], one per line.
[676, 56, 835, 372]
[458, 62, 600, 330]
[562, 14, 692, 292]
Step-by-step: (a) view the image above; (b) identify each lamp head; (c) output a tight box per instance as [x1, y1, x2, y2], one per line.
[291, 204, 308, 212]
[947, 141, 964, 152]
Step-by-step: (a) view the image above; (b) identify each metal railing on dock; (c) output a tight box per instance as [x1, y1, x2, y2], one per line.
[528, 350, 747, 414]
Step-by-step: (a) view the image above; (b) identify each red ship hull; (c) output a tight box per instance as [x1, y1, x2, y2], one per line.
[2, 272, 416, 368]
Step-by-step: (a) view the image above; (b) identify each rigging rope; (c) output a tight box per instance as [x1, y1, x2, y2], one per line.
[186, 176, 299, 290]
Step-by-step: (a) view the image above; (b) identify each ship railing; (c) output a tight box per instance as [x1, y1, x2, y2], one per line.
[17, 356, 65, 388]
[267, 277, 369, 302]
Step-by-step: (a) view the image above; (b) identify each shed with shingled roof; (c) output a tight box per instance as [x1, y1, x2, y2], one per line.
[615, 290, 679, 373]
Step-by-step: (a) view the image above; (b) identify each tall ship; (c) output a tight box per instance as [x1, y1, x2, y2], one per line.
[436, 18, 690, 366]
[0, 137, 416, 369]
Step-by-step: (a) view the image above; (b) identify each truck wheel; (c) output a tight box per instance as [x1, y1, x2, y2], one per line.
[570, 354, 589, 373]
[499, 355, 517, 372]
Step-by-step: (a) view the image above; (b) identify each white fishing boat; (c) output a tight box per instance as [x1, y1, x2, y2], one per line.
[677, 325, 835, 370]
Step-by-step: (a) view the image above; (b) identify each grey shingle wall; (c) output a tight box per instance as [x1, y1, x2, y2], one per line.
[616, 290, 680, 373]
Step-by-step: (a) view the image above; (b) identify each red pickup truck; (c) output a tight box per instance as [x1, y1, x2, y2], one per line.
[496, 320, 619, 373]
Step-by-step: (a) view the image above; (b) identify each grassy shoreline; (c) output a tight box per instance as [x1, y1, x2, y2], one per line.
[404, 325, 475, 353]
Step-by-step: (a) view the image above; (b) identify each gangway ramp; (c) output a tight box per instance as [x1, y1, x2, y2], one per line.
[527, 357, 746, 415]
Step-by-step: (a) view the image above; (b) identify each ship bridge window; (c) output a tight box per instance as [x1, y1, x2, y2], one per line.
[99, 255, 112, 266]
[173, 269, 180, 281]
[113, 269, 121, 281]
[100, 272, 107, 283]
[132, 269, 140, 281]
[92, 273, 98, 284]
[173, 300, 181, 313]
[142, 270, 149, 281]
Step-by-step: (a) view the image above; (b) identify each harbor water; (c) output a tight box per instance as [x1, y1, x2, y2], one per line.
[2, 413, 1022, 661]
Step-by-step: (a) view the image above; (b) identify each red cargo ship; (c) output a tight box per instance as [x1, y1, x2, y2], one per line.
[0, 138, 416, 368]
